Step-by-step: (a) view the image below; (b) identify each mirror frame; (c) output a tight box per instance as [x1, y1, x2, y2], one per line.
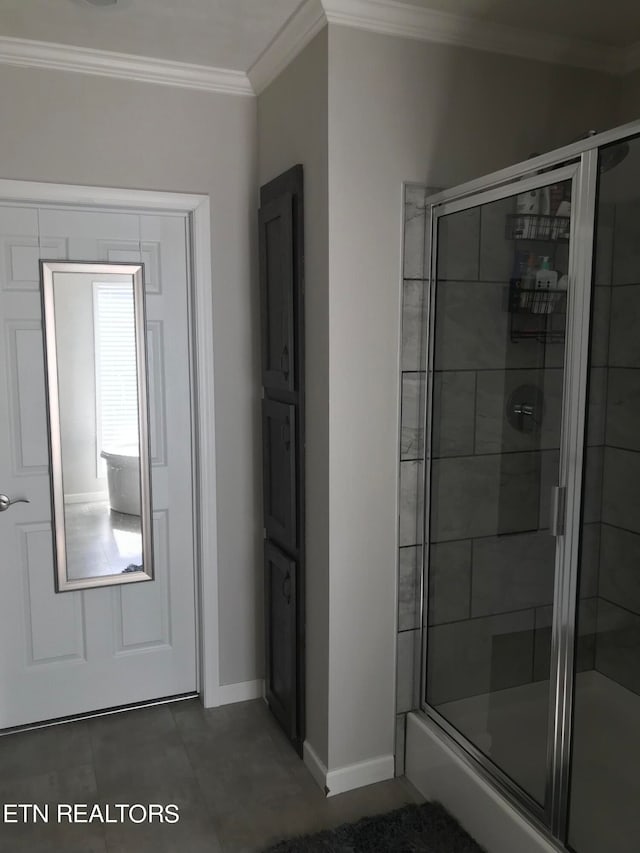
[40, 260, 154, 592]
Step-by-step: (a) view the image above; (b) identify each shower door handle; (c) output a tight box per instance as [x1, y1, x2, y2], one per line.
[550, 486, 566, 537]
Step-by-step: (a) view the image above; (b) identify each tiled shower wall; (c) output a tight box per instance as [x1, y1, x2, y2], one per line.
[396, 184, 430, 776]
[395, 183, 609, 774]
[594, 197, 640, 695]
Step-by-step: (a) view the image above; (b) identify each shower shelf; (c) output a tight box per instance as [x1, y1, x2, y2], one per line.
[506, 213, 570, 241]
[508, 281, 566, 343]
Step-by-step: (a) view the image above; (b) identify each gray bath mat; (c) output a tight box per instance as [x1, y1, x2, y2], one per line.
[262, 801, 486, 852]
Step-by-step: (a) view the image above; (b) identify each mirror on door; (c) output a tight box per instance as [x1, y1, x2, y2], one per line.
[40, 261, 153, 591]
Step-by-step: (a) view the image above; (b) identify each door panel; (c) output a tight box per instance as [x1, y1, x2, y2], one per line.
[0, 203, 197, 728]
[259, 194, 295, 392]
[262, 398, 297, 550]
[264, 540, 297, 740]
[424, 176, 574, 809]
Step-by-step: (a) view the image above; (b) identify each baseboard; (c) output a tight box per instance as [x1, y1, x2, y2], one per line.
[215, 679, 264, 706]
[303, 740, 395, 797]
[325, 753, 395, 797]
[64, 491, 107, 504]
[303, 740, 329, 792]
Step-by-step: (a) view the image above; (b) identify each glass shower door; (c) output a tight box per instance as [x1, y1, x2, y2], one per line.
[423, 171, 576, 814]
[567, 135, 640, 853]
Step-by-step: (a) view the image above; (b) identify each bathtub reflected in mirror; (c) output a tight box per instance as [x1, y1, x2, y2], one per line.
[40, 261, 153, 591]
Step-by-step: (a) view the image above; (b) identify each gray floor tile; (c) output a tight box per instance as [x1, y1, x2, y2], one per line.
[0, 699, 422, 853]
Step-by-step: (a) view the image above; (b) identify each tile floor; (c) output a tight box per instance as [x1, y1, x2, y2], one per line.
[0, 699, 421, 852]
[64, 501, 142, 580]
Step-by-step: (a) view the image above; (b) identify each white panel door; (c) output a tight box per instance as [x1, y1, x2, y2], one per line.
[0, 203, 197, 728]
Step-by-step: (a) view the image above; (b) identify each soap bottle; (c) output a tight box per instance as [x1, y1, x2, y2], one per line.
[534, 257, 558, 314]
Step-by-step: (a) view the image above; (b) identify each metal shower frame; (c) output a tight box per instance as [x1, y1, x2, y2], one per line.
[418, 119, 640, 849]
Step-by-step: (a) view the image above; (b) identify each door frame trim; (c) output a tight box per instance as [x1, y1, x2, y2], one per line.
[0, 178, 221, 708]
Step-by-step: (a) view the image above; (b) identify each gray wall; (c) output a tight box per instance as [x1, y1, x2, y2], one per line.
[329, 24, 618, 775]
[257, 29, 330, 766]
[0, 63, 261, 688]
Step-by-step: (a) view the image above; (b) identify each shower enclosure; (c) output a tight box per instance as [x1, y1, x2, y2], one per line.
[410, 121, 640, 853]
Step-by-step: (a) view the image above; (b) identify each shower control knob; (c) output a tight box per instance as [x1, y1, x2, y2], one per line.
[0, 494, 30, 512]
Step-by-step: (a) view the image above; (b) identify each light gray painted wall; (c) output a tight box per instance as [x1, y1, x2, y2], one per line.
[257, 28, 330, 766]
[0, 64, 260, 688]
[326, 25, 619, 772]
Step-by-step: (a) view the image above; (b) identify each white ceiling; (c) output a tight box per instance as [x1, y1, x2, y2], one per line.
[0, 0, 304, 70]
[1, 0, 640, 73]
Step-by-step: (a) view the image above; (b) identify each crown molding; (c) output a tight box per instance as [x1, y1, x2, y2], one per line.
[321, 0, 624, 74]
[0, 35, 254, 96]
[248, 0, 326, 95]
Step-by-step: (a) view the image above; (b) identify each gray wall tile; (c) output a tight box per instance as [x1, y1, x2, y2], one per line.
[403, 185, 427, 279]
[609, 284, 640, 367]
[599, 524, 640, 615]
[401, 372, 425, 460]
[471, 532, 556, 618]
[434, 281, 545, 371]
[437, 207, 480, 281]
[583, 446, 604, 525]
[398, 546, 421, 632]
[606, 368, 640, 451]
[602, 447, 640, 534]
[590, 286, 611, 368]
[427, 610, 534, 705]
[593, 201, 615, 287]
[595, 599, 640, 696]
[428, 539, 471, 625]
[586, 367, 607, 447]
[479, 196, 514, 283]
[396, 629, 420, 713]
[430, 452, 541, 542]
[399, 460, 423, 546]
[612, 198, 640, 286]
[475, 368, 563, 455]
[401, 279, 427, 371]
[431, 371, 475, 458]
[580, 523, 601, 600]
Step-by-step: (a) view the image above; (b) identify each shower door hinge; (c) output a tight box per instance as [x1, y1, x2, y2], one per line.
[550, 486, 566, 537]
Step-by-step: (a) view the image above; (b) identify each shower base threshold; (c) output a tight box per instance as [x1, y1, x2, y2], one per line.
[406, 671, 639, 853]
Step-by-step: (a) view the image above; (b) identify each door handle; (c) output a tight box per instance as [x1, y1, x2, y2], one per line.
[0, 494, 30, 513]
[550, 486, 566, 537]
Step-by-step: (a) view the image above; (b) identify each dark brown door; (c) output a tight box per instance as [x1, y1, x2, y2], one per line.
[264, 541, 297, 740]
[259, 165, 305, 754]
[262, 399, 297, 552]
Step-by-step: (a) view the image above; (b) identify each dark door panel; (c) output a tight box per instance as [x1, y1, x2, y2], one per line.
[259, 165, 304, 755]
[259, 194, 295, 393]
[262, 399, 297, 551]
[264, 541, 297, 741]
